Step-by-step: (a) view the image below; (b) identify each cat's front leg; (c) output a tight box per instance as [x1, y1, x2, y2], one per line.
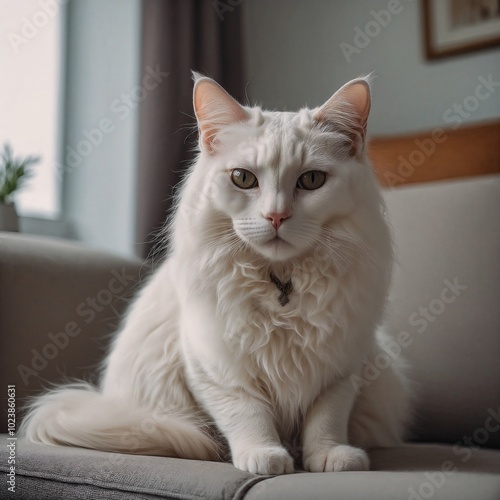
[302, 377, 369, 472]
[199, 383, 294, 475]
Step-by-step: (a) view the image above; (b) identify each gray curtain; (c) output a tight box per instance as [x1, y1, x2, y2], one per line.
[136, 0, 247, 259]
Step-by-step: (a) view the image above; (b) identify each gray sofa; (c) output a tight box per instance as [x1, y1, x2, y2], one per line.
[1, 175, 499, 499]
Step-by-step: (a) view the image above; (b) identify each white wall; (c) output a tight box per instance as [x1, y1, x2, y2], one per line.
[62, 0, 141, 257]
[243, 0, 500, 135]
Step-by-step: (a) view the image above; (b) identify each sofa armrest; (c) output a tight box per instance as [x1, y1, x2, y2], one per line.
[0, 232, 146, 432]
[383, 175, 500, 448]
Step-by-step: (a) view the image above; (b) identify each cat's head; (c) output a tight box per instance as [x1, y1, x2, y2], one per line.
[185, 74, 379, 263]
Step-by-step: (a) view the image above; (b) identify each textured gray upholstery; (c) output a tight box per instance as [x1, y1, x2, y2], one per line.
[1, 438, 498, 499]
[244, 470, 500, 500]
[0, 436, 263, 500]
[0, 175, 499, 499]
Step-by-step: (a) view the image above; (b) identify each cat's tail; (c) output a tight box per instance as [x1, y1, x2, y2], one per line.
[20, 382, 220, 460]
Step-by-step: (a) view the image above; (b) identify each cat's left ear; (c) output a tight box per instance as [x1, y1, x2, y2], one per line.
[314, 76, 371, 158]
[193, 73, 249, 153]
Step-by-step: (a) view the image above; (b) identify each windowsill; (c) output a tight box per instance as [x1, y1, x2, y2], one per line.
[20, 216, 76, 240]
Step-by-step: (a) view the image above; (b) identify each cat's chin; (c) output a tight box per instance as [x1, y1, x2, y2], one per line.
[252, 237, 302, 262]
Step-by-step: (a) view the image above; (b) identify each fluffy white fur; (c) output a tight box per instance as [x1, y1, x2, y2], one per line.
[21, 74, 410, 474]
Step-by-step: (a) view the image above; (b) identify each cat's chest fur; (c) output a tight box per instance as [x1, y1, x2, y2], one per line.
[209, 255, 370, 432]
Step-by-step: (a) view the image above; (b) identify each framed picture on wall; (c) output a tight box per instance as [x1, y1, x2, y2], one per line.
[423, 0, 500, 59]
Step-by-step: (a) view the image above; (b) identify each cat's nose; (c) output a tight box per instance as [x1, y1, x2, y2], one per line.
[266, 212, 290, 230]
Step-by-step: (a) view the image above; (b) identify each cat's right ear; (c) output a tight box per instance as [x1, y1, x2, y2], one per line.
[193, 73, 249, 153]
[314, 76, 372, 158]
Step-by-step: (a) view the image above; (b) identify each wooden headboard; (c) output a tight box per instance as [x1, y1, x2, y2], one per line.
[369, 120, 500, 187]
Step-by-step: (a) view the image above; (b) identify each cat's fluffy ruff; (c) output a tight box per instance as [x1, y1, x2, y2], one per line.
[21, 75, 410, 475]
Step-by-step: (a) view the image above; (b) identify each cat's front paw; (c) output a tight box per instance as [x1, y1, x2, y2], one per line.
[233, 445, 294, 475]
[303, 445, 369, 472]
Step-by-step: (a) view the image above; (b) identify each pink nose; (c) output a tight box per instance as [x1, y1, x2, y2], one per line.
[266, 212, 290, 230]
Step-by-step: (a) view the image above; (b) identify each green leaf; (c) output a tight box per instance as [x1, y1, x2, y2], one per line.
[0, 143, 41, 201]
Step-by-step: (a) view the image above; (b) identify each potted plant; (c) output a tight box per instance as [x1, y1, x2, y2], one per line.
[0, 143, 40, 232]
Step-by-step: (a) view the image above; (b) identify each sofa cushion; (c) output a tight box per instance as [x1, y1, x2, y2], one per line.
[382, 175, 500, 448]
[0, 436, 263, 500]
[1, 437, 498, 499]
[245, 469, 500, 500]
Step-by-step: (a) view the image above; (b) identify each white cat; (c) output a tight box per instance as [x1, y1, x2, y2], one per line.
[21, 74, 410, 475]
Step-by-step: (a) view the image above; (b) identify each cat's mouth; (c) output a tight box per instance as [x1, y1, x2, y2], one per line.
[237, 229, 297, 261]
[256, 234, 300, 262]
[264, 234, 291, 247]
[268, 234, 284, 243]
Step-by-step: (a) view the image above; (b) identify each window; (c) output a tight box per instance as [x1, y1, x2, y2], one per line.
[0, 0, 64, 218]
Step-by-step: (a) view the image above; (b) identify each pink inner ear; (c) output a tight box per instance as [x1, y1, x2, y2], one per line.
[315, 80, 371, 126]
[343, 82, 371, 127]
[194, 79, 249, 152]
[314, 79, 371, 157]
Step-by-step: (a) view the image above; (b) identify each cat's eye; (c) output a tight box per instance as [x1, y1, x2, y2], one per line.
[231, 169, 258, 189]
[297, 171, 326, 190]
